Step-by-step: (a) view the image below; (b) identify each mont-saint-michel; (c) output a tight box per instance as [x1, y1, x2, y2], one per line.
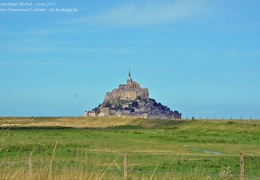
[84, 70, 181, 119]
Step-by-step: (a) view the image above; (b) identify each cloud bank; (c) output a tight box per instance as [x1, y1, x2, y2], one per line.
[79, 0, 209, 27]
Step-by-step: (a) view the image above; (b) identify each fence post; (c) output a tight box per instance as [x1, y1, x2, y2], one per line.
[240, 152, 244, 180]
[124, 154, 128, 179]
[29, 151, 33, 178]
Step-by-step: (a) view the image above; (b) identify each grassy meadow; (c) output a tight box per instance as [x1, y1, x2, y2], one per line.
[0, 117, 260, 179]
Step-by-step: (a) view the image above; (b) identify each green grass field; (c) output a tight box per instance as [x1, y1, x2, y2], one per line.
[0, 117, 260, 179]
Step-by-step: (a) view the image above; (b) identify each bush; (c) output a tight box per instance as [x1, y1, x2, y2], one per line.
[104, 101, 112, 107]
[132, 101, 139, 107]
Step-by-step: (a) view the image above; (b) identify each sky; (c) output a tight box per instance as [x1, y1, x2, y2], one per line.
[0, 0, 260, 119]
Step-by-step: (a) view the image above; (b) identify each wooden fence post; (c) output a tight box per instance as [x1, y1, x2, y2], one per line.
[29, 152, 33, 178]
[124, 154, 128, 179]
[240, 152, 244, 180]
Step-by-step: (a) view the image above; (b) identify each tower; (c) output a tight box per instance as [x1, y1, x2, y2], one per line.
[127, 68, 132, 83]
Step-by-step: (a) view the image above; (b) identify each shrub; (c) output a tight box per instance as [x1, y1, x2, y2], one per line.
[132, 101, 139, 107]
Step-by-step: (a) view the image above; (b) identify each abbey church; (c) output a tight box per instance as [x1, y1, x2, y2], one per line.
[105, 70, 149, 104]
[84, 70, 181, 119]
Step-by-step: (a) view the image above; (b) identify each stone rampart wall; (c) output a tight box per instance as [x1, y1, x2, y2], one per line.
[105, 88, 149, 102]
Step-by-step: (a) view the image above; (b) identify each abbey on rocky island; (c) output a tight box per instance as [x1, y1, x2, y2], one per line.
[84, 69, 181, 119]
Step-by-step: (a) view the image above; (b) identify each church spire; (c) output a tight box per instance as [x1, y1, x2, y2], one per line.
[128, 67, 131, 78]
[127, 67, 132, 83]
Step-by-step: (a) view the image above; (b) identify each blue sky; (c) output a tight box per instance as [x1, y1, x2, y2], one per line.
[0, 0, 260, 118]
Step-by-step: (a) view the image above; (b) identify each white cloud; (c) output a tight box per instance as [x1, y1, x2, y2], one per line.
[229, 50, 260, 56]
[78, 0, 209, 27]
[13, 47, 135, 54]
[0, 62, 101, 66]
[0, 43, 137, 54]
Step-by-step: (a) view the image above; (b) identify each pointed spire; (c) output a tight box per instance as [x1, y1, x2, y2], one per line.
[127, 67, 132, 82]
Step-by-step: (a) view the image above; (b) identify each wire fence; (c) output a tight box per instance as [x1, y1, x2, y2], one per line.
[1, 152, 260, 180]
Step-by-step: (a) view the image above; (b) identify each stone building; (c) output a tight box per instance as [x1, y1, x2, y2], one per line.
[84, 69, 181, 119]
[104, 70, 149, 104]
[84, 110, 95, 117]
